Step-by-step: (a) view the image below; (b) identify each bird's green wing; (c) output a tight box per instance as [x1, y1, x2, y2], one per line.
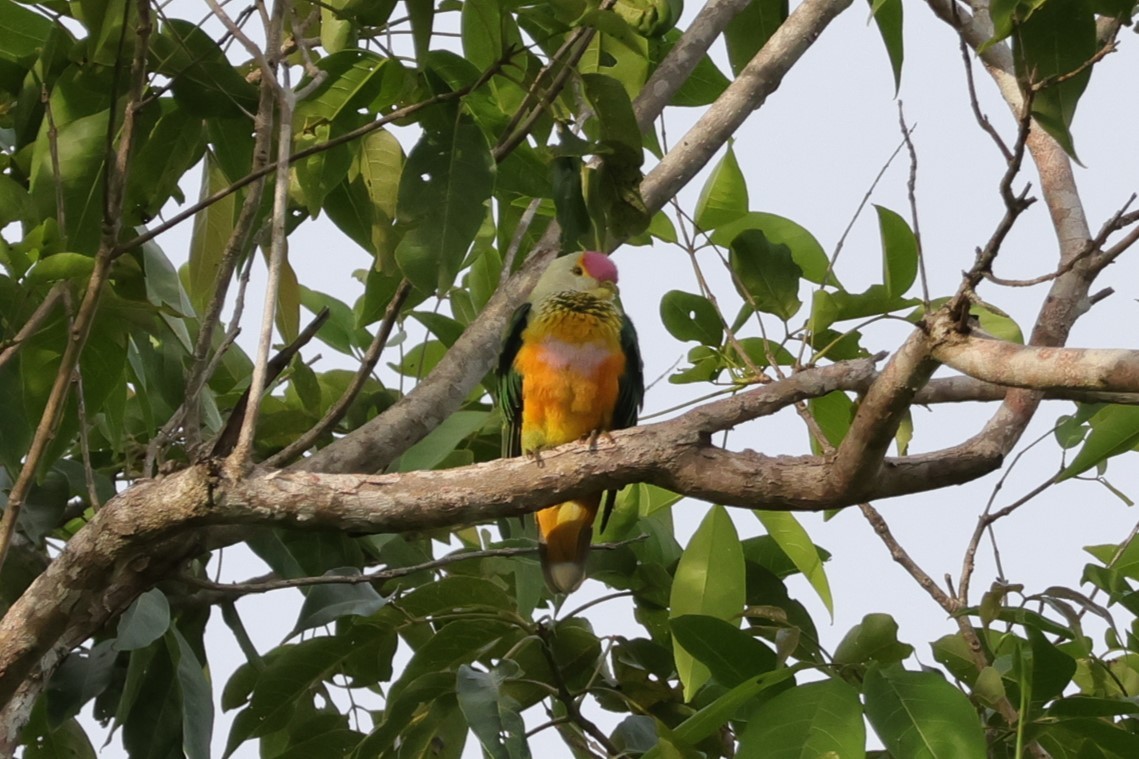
[601, 313, 645, 531]
[497, 303, 530, 458]
[614, 313, 644, 430]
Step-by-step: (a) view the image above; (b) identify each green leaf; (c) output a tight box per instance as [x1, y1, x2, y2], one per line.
[461, 0, 504, 71]
[724, 0, 788, 76]
[652, 29, 730, 107]
[170, 628, 213, 759]
[833, 613, 914, 666]
[737, 678, 865, 757]
[396, 410, 490, 472]
[695, 146, 748, 230]
[0, 0, 53, 65]
[407, 0, 435, 63]
[224, 637, 357, 755]
[643, 668, 800, 758]
[868, 0, 904, 93]
[456, 664, 530, 759]
[150, 19, 260, 117]
[395, 115, 495, 294]
[863, 665, 986, 759]
[660, 290, 723, 345]
[28, 108, 108, 255]
[670, 615, 776, 687]
[186, 154, 239, 314]
[876, 205, 917, 298]
[115, 589, 171, 652]
[389, 618, 523, 703]
[1047, 696, 1139, 718]
[24, 252, 95, 284]
[729, 229, 803, 321]
[713, 212, 830, 284]
[290, 568, 389, 638]
[45, 641, 117, 728]
[670, 505, 746, 699]
[1060, 405, 1139, 480]
[755, 511, 833, 616]
[1012, 0, 1097, 159]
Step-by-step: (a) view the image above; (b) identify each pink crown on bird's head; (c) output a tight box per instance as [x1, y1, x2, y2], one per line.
[581, 251, 618, 283]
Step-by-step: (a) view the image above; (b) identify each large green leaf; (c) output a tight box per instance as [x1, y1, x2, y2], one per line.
[224, 637, 357, 755]
[729, 229, 803, 321]
[186, 153, 239, 314]
[833, 613, 914, 666]
[170, 628, 213, 759]
[28, 108, 107, 254]
[724, 0, 788, 76]
[115, 589, 171, 652]
[396, 410, 490, 472]
[461, 0, 504, 71]
[1011, 0, 1097, 159]
[863, 665, 986, 759]
[670, 615, 776, 687]
[737, 678, 865, 758]
[456, 663, 530, 759]
[713, 212, 829, 284]
[660, 290, 723, 345]
[875, 205, 917, 298]
[694, 145, 748, 230]
[755, 511, 832, 616]
[0, 0, 53, 66]
[670, 505, 746, 699]
[1060, 405, 1139, 480]
[290, 568, 389, 638]
[868, 0, 904, 93]
[395, 115, 495, 294]
[388, 618, 524, 702]
[642, 668, 801, 758]
[150, 19, 259, 117]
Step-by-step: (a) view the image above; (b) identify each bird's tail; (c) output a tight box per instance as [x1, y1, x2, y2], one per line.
[536, 495, 600, 594]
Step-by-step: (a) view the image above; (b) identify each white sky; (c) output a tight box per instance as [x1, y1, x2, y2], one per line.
[75, 1, 1139, 756]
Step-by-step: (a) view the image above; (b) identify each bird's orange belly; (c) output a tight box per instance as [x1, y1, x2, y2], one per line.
[514, 338, 625, 453]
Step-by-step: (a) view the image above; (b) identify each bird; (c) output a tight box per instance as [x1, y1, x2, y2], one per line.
[497, 251, 644, 594]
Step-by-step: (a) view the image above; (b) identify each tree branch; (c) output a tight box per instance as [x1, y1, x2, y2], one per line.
[300, 0, 856, 476]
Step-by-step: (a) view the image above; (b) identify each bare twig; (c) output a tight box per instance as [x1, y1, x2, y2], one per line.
[0, 282, 67, 371]
[958, 36, 1013, 161]
[264, 280, 413, 467]
[230, 0, 294, 469]
[536, 622, 620, 757]
[897, 103, 930, 306]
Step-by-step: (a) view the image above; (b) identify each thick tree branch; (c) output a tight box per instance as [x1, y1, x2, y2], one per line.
[641, 0, 854, 211]
[830, 330, 939, 493]
[930, 324, 1139, 395]
[632, 0, 752, 132]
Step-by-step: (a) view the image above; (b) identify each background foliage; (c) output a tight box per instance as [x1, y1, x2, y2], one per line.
[2, 0, 1139, 756]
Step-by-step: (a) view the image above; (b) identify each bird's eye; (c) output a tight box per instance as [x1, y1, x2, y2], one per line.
[571, 266, 583, 276]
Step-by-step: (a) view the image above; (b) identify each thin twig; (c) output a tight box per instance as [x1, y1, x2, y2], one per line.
[264, 279, 413, 468]
[230, 0, 294, 469]
[536, 622, 620, 757]
[958, 36, 1012, 161]
[897, 102, 930, 306]
[179, 539, 643, 600]
[0, 282, 67, 371]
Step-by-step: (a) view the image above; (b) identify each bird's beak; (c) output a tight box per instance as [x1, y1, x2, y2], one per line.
[596, 280, 618, 298]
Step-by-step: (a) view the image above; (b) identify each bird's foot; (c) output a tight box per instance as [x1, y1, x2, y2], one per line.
[527, 449, 545, 468]
[583, 429, 616, 451]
